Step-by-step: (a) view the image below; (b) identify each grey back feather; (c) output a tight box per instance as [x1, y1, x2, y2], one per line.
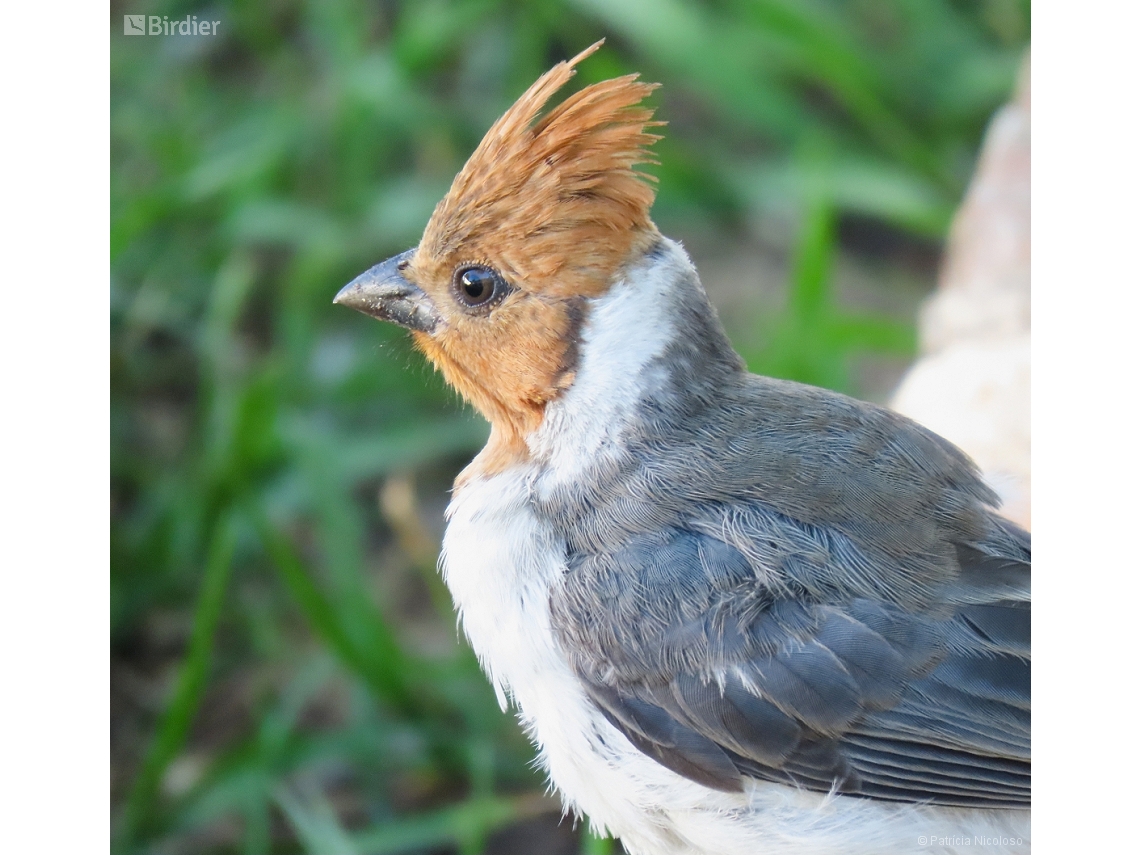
[542, 249, 1030, 807]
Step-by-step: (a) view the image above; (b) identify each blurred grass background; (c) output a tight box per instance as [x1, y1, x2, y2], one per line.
[110, 1, 1029, 852]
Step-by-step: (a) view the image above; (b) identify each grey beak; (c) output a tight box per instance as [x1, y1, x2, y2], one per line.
[334, 248, 442, 334]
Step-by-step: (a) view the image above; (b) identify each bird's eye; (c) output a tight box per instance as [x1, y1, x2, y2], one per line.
[452, 265, 508, 311]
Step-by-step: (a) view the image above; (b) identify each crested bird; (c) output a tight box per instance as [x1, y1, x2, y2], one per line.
[335, 42, 1030, 855]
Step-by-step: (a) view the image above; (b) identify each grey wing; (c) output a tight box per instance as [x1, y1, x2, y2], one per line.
[551, 515, 1030, 808]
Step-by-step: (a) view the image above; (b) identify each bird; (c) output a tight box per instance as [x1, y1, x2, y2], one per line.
[335, 42, 1030, 855]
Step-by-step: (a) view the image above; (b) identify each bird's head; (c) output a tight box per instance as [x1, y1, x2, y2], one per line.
[336, 42, 662, 472]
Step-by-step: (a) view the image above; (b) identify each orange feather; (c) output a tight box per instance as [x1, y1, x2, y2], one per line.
[396, 43, 664, 479]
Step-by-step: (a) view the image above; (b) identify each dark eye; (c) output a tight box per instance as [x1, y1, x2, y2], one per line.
[452, 265, 508, 311]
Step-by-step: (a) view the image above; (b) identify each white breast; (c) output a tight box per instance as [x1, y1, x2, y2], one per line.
[442, 466, 720, 852]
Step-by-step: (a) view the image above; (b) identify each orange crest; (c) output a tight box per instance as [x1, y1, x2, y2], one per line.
[415, 41, 663, 298]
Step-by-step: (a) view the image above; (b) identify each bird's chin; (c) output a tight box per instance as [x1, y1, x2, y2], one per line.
[334, 248, 443, 334]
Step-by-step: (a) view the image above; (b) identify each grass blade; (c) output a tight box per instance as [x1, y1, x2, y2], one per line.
[350, 793, 557, 855]
[276, 784, 361, 855]
[250, 501, 421, 718]
[115, 510, 239, 851]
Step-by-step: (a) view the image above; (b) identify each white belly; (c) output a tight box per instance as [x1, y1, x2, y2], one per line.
[440, 467, 1031, 855]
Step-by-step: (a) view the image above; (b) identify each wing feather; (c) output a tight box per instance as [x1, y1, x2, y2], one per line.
[553, 523, 1030, 807]
[546, 374, 1030, 808]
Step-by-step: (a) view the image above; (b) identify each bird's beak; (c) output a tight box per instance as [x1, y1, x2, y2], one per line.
[334, 248, 442, 334]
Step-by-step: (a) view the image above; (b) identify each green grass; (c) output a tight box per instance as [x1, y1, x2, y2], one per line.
[111, 1, 1028, 852]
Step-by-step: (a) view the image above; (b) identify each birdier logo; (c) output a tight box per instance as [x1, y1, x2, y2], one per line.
[123, 15, 220, 36]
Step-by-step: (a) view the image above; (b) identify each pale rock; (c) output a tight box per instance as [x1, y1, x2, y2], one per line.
[891, 54, 1031, 529]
